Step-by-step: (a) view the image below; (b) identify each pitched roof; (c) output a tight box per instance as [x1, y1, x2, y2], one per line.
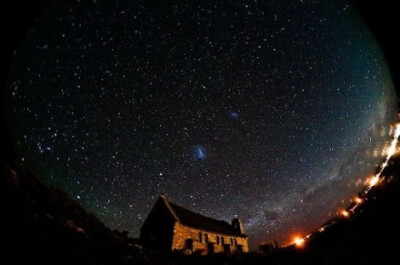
[159, 195, 246, 237]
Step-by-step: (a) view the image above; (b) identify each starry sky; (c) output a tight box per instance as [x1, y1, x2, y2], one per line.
[4, 0, 397, 248]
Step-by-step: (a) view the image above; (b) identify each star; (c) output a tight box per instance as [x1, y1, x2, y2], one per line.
[4, 0, 396, 249]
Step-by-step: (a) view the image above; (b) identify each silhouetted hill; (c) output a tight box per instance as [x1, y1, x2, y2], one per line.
[1, 155, 400, 265]
[301, 155, 400, 265]
[0, 161, 143, 265]
[251, 155, 400, 265]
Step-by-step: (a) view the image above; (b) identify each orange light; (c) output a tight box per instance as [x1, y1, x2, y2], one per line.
[340, 209, 350, 218]
[354, 197, 363, 204]
[293, 236, 305, 248]
[368, 176, 380, 187]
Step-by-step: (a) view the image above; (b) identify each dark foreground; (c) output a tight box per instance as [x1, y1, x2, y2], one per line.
[1, 155, 400, 265]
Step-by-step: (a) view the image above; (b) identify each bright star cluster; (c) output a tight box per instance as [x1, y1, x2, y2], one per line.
[5, 0, 397, 248]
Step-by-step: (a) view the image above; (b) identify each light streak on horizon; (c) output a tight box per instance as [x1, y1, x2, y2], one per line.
[293, 236, 305, 248]
[354, 196, 362, 204]
[286, 121, 400, 249]
[340, 209, 350, 218]
[364, 122, 400, 193]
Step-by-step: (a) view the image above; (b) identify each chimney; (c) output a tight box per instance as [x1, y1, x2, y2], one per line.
[232, 218, 244, 234]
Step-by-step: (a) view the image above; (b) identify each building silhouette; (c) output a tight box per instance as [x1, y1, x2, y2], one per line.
[140, 195, 249, 255]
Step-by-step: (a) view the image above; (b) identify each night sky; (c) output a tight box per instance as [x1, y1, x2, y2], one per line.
[4, 0, 397, 247]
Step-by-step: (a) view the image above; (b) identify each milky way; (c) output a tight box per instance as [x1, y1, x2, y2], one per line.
[5, 0, 397, 247]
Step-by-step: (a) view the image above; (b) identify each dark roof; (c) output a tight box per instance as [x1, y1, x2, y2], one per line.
[159, 196, 246, 237]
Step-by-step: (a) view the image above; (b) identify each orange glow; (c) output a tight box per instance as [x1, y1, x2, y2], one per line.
[292, 236, 305, 248]
[381, 145, 389, 157]
[340, 209, 350, 218]
[367, 176, 380, 187]
[354, 197, 363, 204]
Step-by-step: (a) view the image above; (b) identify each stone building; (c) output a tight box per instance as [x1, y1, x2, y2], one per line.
[140, 195, 249, 255]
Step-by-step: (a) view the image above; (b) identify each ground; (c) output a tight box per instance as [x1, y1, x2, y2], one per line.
[1, 154, 399, 265]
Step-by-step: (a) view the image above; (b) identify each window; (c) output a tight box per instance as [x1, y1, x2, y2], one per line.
[205, 233, 209, 243]
[199, 232, 202, 243]
[216, 236, 220, 245]
[221, 237, 225, 245]
[230, 238, 234, 245]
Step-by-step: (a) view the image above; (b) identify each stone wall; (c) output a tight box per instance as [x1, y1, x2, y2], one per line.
[171, 222, 249, 255]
